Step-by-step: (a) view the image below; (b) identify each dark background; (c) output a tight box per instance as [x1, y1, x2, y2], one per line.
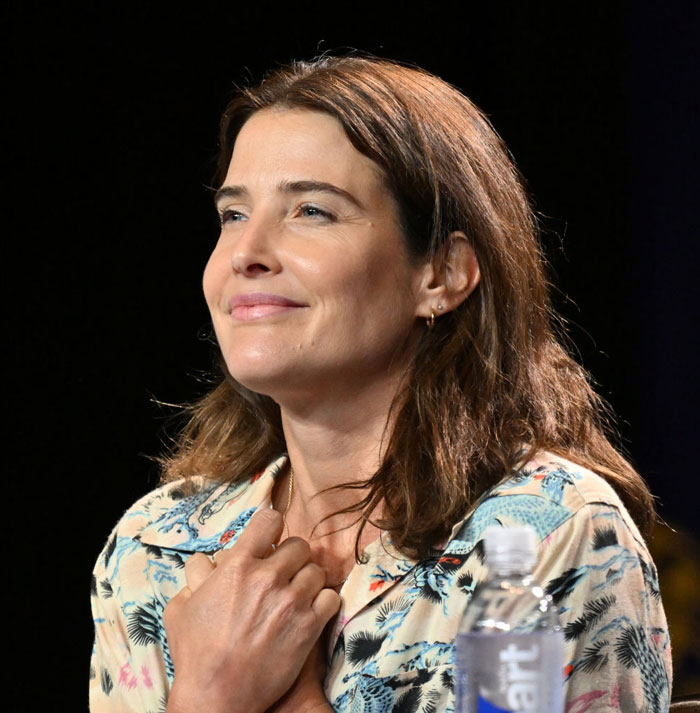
[8, 1, 698, 708]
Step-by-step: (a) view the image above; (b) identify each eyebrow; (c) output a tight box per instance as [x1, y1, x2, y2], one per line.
[214, 180, 364, 210]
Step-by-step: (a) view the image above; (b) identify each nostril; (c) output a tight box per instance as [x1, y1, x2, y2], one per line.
[246, 263, 271, 275]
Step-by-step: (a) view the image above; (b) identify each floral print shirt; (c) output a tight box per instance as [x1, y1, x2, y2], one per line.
[90, 452, 672, 712]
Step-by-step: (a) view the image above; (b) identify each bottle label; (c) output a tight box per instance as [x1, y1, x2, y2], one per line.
[455, 632, 564, 713]
[476, 695, 514, 713]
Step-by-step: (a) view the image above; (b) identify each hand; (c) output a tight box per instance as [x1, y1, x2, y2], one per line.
[163, 508, 341, 713]
[267, 632, 334, 713]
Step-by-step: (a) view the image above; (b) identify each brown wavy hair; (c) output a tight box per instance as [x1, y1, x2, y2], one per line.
[161, 55, 654, 558]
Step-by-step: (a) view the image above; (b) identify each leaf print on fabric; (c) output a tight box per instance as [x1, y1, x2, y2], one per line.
[615, 625, 669, 713]
[638, 555, 662, 600]
[421, 552, 471, 612]
[127, 598, 164, 647]
[574, 639, 610, 673]
[456, 571, 474, 592]
[168, 481, 202, 501]
[89, 454, 672, 713]
[334, 673, 398, 713]
[166, 551, 185, 569]
[104, 533, 117, 567]
[347, 631, 388, 667]
[473, 539, 486, 564]
[99, 579, 113, 598]
[421, 688, 443, 713]
[376, 596, 413, 625]
[374, 595, 414, 642]
[563, 594, 617, 640]
[546, 567, 585, 604]
[415, 565, 442, 604]
[100, 667, 113, 695]
[387, 669, 442, 713]
[391, 685, 420, 713]
[592, 526, 618, 550]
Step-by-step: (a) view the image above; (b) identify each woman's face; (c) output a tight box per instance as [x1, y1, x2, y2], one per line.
[203, 108, 432, 403]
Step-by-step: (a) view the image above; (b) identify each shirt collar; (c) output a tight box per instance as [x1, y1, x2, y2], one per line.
[137, 455, 287, 552]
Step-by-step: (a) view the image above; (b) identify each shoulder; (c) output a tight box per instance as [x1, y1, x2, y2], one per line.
[93, 475, 226, 570]
[93, 454, 286, 581]
[458, 450, 642, 545]
[101, 476, 216, 542]
[496, 450, 626, 507]
[441, 453, 672, 711]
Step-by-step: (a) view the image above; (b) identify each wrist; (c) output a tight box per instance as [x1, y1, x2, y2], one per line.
[268, 681, 331, 713]
[166, 682, 265, 713]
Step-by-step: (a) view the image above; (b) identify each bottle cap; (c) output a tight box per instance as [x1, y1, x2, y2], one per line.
[483, 525, 538, 573]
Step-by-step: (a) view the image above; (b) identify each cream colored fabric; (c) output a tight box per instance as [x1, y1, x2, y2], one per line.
[90, 452, 672, 712]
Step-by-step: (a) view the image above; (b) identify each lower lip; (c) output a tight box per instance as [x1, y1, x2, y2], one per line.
[230, 304, 303, 321]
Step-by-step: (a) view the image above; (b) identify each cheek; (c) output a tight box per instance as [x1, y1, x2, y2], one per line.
[202, 248, 227, 309]
[328, 257, 417, 333]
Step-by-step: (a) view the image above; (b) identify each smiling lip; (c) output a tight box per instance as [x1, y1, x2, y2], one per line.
[228, 292, 306, 321]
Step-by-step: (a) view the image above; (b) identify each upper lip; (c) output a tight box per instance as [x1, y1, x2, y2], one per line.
[227, 292, 306, 311]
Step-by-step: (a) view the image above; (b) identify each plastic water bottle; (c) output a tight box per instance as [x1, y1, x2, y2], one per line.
[455, 525, 564, 713]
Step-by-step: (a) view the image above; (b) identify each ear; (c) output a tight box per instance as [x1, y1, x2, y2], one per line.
[415, 231, 481, 319]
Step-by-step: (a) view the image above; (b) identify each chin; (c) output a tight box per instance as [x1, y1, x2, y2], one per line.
[224, 355, 296, 398]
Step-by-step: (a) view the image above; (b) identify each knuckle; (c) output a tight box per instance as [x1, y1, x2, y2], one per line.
[223, 554, 248, 580]
[250, 566, 279, 593]
[275, 590, 303, 619]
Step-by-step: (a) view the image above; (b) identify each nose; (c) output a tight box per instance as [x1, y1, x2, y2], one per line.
[229, 216, 282, 277]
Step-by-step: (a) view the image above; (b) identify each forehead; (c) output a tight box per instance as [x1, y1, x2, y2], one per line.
[225, 108, 389, 199]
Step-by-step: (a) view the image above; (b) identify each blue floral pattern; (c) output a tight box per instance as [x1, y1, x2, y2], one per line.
[90, 453, 671, 712]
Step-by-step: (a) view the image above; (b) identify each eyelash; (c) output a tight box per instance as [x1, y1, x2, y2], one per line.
[217, 203, 336, 226]
[218, 209, 244, 225]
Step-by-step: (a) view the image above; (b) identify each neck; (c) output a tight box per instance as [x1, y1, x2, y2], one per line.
[276, 368, 404, 541]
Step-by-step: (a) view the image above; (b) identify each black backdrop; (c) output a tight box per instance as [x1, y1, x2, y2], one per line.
[8, 1, 699, 708]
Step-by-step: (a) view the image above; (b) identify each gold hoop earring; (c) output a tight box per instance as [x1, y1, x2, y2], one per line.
[426, 309, 436, 330]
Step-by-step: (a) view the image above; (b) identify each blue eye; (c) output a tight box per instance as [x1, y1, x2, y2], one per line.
[219, 209, 245, 225]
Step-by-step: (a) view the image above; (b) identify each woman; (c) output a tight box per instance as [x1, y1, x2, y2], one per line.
[90, 56, 671, 713]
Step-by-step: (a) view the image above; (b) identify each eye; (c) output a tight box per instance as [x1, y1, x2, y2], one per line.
[298, 204, 336, 221]
[218, 208, 246, 225]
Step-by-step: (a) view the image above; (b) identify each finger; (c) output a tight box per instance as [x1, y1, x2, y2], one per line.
[184, 552, 215, 591]
[288, 560, 325, 596]
[231, 508, 285, 559]
[311, 588, 342, 626]
[269, 536, 312, 580]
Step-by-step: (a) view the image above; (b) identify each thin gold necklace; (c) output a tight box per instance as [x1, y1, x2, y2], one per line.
[281, 465, 294, 541]
[281, 465, 349, 590]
